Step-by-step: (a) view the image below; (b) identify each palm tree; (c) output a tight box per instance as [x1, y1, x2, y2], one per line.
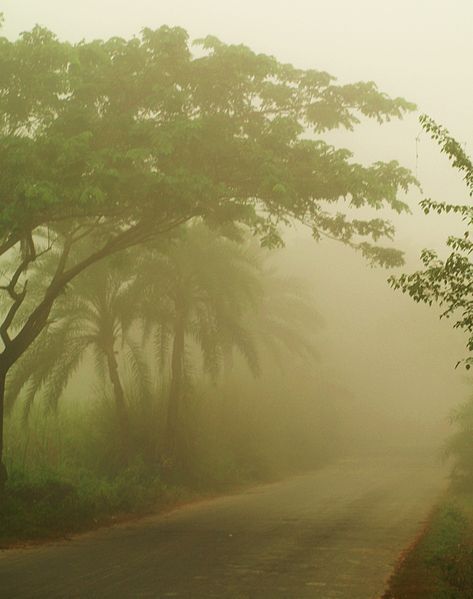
[7, 226, 322, 471]
[252, 271, 321, 365]
[137, 224, 262, 457]
[5, 258, 148, 460]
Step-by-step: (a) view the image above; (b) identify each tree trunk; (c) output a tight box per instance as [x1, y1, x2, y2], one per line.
[105, 347, 129, 463]
[0, 365, 7, 494]
[0, 298, 55, 494]
[0, 221, 194, 488]
[166, 317, 185, 459]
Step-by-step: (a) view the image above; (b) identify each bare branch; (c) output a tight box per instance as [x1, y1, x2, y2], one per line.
[0, 234, 21, 258]
[1, 214, 194, 367]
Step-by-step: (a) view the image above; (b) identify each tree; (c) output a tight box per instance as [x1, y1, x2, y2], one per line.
[137, 225, 322, 464]
[250, 270, 321, 364]
[0, 23, 415, 487]
[137, 225, 261, 457]
[390, 115, 473, 367]
[5, 258, 149, 460]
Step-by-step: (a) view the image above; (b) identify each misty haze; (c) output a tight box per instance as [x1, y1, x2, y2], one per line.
[0, 2, 472, 597]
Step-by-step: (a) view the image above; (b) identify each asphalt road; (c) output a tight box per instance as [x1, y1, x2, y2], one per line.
[0, 456, 446, 599]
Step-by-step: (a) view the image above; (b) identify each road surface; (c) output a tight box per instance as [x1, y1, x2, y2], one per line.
[0, 456, 446, 598]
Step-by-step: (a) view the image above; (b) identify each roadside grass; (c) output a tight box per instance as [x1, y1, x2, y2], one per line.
[0, 376, 336, 548]
[0, 463, 192, 547]
[383, 492, 473, 598]
[0, 397, 293, 547]
[0, 403, 200, 547]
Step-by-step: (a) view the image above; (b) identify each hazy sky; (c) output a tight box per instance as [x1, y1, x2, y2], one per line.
[2, 1, 472, 438]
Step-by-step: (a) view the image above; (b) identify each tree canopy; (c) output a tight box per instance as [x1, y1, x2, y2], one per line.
[1, 24, 415, 257]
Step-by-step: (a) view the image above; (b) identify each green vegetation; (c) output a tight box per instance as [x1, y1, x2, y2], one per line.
[385, 388, 473, 597]
[0, 22, 415, 491]
[390, 115, 473, 368]
[0, 463, 179, 546]
[384, 496, 473, 598]
[1, 400, 191, 545]
[386, 121, 473, 596]
[1, 224, 341, 543]
[1, 7, 472, 599]
[0, 20, 416, 544]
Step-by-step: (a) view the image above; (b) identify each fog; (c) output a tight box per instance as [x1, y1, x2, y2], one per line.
[2, 0, 472, 460]
[3, 4, 473, 597]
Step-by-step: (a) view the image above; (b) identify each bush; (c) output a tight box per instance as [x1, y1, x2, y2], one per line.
[445, 396, 473, 490]
[0, 462, 184, 545]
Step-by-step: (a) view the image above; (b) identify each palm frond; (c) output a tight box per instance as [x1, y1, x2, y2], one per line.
[124, 337, 153, 402]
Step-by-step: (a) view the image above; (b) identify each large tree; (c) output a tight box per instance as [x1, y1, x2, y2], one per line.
[0, 23, 415, 486]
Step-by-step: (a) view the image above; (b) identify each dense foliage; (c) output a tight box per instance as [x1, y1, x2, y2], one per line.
[1, 26, 415, 252]
[0, 22, 414, 499]
[5, 225, 320, 463]
[1, 227, 336, 540]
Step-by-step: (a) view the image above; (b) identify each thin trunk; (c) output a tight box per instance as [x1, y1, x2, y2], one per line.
[0, 365, 7, 494]
[166, 317, 185, 459]
[105, 347, 129, 462]
[0, 299, 55, 493]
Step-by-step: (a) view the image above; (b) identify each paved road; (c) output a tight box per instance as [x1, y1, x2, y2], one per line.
[0, 456, 446, 598]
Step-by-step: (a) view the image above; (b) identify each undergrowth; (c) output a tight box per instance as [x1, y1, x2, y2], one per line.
[384, 494, 473, 598]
